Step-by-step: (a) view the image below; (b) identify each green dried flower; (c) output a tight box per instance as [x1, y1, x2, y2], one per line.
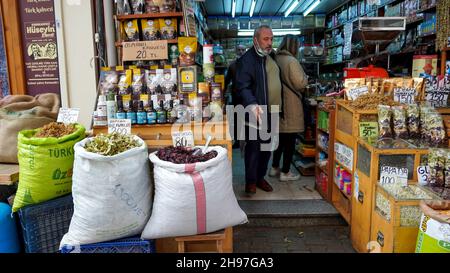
[85, 133, 141, 156]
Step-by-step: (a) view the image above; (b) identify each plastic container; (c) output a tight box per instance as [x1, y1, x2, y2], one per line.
[18, 194, 73, 253]
[0, 203, 21, 253]
[60, 237, 156, 253]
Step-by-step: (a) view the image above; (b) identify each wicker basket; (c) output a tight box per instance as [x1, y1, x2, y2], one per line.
[17, 194, 73, 253]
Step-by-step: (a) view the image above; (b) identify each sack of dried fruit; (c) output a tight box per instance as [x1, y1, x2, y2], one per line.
[0, 93, 60, 163]
[13, 123, 86, 212]
[141, 146, 247, 239]
[415, 200, 450, 253]
[60, 133, 152, 247]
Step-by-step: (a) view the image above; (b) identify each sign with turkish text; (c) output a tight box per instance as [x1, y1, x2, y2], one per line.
[394, 88, 416, 104]
[122, 40, 168, 61]
[57, 108, 79, 124]
[108, 119, 132, 135]
[380, 166, 408, 187]
[172, 131, 194, 147]
[359, 122, 379, 139]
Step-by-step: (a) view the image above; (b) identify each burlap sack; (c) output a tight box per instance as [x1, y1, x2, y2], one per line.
[420, 200, 450, 224]
[0, 94, 59, 163]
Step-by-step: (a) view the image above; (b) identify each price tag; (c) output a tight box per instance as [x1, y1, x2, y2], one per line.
[417, 166, 430, 186]
[122, 40, 168, 61]
[108, 119, 131, 135]
[359, 122, 379, 139]
[380, 166, 408, 187]
[172, 131, 194, 148]
[394, 88, 416, 104]
[425, 88, 450, 107]
[57, 108, 80, 124]
[347, 86, 369, 100]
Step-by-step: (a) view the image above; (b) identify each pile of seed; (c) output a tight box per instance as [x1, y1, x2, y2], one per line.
[35, 122, 76, 138]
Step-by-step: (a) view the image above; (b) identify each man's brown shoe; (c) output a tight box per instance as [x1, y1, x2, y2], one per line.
[257, 179, 273, 192]
[245, 183, 256, 195]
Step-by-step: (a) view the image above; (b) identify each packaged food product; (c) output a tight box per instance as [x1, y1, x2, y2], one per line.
[406, 104, 420, 138]
[178, 66, 197, 93]
[203, 63, 215, 82]
[378, 105, 393, 138]
[445, 151, 450, 189]
[159, 18, 177, 40]
[178, 37, 197, 66]
[428, 149, 445, 187]
[198, 82, 211, 107]
[344, 78, 367, 100]
[131, 69, 144, 98]
[392, 105, 408, 139]
[211, 83, 222, 103]
[142, 19, 160, 41]
[161, 68, 177, 95]
[123, 20, 140, 41]
[160, 0, 176, 13]
[130, 0, 144, 14]
[169, 44, 179, 66]
[145, 0, 160, 13]
[117, 70, 132, 95]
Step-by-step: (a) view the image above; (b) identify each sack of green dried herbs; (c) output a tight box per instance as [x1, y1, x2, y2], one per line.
[12, 123, 86, 212]
[60, 133, 153, 247]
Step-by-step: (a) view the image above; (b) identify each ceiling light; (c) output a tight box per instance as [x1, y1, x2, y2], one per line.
[284, 0, 300, 17]
[232, 0, 236, 18]
[250, 0, 257, 17]
[303, 0, 321, 16]
[238, 29, 301, 37]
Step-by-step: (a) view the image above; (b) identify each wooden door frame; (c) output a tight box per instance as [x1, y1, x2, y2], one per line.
[0, 0, 26, 95]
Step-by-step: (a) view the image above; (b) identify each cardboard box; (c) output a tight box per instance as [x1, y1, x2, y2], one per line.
[412, 55, 438, 78]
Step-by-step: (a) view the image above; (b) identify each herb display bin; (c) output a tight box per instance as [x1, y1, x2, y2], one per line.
[370, 183, 440, 253]
[352, 137, 429, 253]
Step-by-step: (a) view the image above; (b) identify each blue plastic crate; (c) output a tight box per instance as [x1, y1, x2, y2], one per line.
[60, 237, 155, 253]
[17, 194, 73, 253]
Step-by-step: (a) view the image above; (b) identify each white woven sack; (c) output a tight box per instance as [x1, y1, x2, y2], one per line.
[60, 136, 153, 248]
[142, 146, 248, 239]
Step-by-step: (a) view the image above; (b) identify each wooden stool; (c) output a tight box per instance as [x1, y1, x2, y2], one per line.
[175, 229, 226, 253]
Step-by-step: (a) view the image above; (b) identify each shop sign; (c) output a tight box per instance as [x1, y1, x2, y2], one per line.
[359, 122, 378, 139]
[122, 40, 168, 61]
[108, 119, 132, 135]
[19, 0, 60, 96]
[347, 86, 369, 100]
[394, 88, 416, 104]
[380, 166, 408, 187]
[417, 166, 430, 186]
[172, 131, 194, 147]
[57, 108, 79, 124]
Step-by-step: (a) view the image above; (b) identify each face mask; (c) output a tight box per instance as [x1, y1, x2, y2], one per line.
[254, 39, 269, 57]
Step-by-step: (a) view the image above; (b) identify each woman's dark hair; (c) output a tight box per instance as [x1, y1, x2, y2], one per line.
[277, 35, 300, 57]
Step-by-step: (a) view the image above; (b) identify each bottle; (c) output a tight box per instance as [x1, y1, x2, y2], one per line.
[176, 99, 188, 123]
[157, 100, 167, 124]
[137, 101, 147, 125]
[96, 94, 108, 126]
[106, 90, 117, 122]
[147, 100, 157, 125]
[115, 98, 127, 119]
[126, 100, 137, 125]
[166, 100, 177, 124]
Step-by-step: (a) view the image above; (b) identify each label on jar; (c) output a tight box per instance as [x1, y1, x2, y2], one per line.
[137, 112, 147, 125]
[116, 112, 127, 120]
[147, 112, 157, 124]
[126, 111, 137, 124]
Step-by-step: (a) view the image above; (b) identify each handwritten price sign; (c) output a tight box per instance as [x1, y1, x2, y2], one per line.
[57, 108, 80, 124]
[108, 119, 131, 135]
[359, 122, 378, 139]
[417, 166, 430, 186]
[394, 88, 416, 104]
[122, 40, 168, 61]
[172, 131, 194, 148]
[380, 166, 408, 187]
[347, 86, 369, 101]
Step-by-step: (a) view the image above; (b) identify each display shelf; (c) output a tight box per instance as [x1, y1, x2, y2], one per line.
[326, 43, 344, 49]
[418, 32, 436, 39]
[322, 61, 348, 66]
[317, 163, 329, 176]
[115, 39, 178, 47]
[317, 127, 329, 135]
[406, 17, 424, 26]
[297, 149, 316, 158]
[332, 183, 351, 224]
[116, 12, 184, 20]
[417, 4, 436, 13]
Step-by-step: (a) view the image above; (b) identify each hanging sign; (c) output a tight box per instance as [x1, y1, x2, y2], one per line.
[425, 88, 450, 107]
[57, 108, 79, 124]
[19, 0, 61, 96]
[108, 119, 132, 135]
[172, 131, 194, 147]
[122, 40, 168, 61]
[394, 88, 416, 104]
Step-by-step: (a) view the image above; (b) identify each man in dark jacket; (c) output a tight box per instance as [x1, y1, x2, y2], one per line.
[235, 25, 282, 195]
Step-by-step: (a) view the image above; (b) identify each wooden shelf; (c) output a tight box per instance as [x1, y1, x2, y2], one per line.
[115, 39, 178, 47]
[116, 12, 184, 20]
[317, 127, 330, 135]
[406, 17, 424, 25]
[297, 150, 316, 158]
[417, 5, 436, 13]
[317, 163, 329, 176]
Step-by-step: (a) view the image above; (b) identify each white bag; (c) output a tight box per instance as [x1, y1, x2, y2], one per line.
[60, 136, 153, 248]
[142, 146, 247, 239]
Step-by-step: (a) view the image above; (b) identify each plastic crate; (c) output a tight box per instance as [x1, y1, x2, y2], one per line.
[60, 237, 155, 253]
[17, 194, 73, 253]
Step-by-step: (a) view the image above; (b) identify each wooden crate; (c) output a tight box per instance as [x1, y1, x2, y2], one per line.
[315, 107, 335, 202]
[0, 164, 19, 185]
[93, 121, 234, 253]
[370, 184, 440, 253]
[351, 138, 429, 253]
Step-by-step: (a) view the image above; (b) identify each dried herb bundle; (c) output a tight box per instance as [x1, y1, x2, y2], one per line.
[35, 122, 76, 138]
[85, 133, 141, 156]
